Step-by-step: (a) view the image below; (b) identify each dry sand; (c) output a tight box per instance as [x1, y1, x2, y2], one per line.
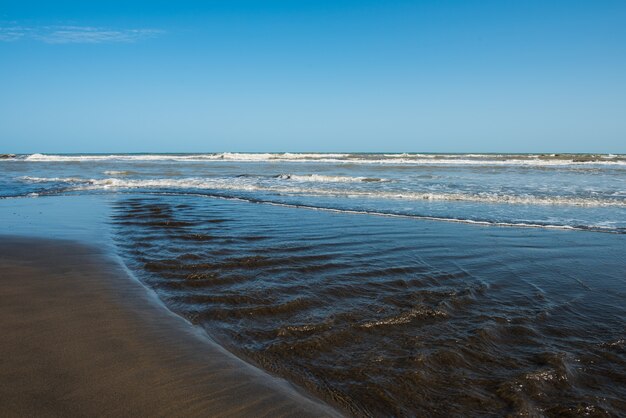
[0, 236, 342, 417]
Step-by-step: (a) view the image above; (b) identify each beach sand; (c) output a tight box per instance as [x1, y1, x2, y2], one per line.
[0, 236, 341, 417]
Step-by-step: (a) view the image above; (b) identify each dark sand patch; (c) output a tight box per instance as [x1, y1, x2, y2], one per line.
[0, 236, 341, 417]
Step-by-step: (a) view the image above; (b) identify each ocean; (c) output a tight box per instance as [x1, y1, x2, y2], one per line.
[1, 152, 625, 416]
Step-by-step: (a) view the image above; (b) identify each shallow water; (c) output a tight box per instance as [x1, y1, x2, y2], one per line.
[110, 195, 626, 417]
[1, 154, 625, 416]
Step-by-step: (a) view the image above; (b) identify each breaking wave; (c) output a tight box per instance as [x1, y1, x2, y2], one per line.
[276, 174, 386, 182]
[13, 153, 626, 166]
[19, 176, 626, 208]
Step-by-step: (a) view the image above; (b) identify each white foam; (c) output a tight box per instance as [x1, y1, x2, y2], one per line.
[19, 176, 626, 207]
[24, 153, 211, 162]
[22, 152, 351, 163]
[103, 170, 134, 175]
[19, 153, 626, 166]
[276, 174, 386, 183]
[21, 176, 87, 183]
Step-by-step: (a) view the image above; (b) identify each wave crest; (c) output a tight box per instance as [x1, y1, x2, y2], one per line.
[17, 153, 626, 166]
[276, 174, 386, 183]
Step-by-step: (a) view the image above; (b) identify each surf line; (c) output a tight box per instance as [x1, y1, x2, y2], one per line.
[136, 191, 624, 234]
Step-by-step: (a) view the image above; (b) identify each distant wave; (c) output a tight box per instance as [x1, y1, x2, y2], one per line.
[103, 170, 136, 176]
[21, 152, 350, 162]
[276, 174, 387, 182]
[19, 176, 626, 207]
[13, 153, 626, 166]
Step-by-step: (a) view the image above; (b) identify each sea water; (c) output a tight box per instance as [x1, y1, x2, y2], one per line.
[1, 153, 625, 416]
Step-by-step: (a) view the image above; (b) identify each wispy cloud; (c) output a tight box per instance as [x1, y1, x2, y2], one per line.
[0, 24, 163, 44]
[0, 25, 30, 42]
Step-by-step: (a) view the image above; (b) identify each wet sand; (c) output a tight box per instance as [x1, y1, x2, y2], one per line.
[0, 236, 341, 417]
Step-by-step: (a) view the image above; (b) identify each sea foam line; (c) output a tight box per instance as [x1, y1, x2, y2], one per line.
[19, 176, 626, 207]
[276, 174, 387, 182]
[148, 191, 626, 234]
[4, 182, 623, 233]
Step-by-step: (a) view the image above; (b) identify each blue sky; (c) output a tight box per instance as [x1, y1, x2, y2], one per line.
[1, 0, 625, 153]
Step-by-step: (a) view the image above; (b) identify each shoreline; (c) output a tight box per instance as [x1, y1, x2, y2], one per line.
[0, 235, 341, 417]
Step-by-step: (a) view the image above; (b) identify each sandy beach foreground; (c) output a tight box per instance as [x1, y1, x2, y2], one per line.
[0, 236, 340, 417]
